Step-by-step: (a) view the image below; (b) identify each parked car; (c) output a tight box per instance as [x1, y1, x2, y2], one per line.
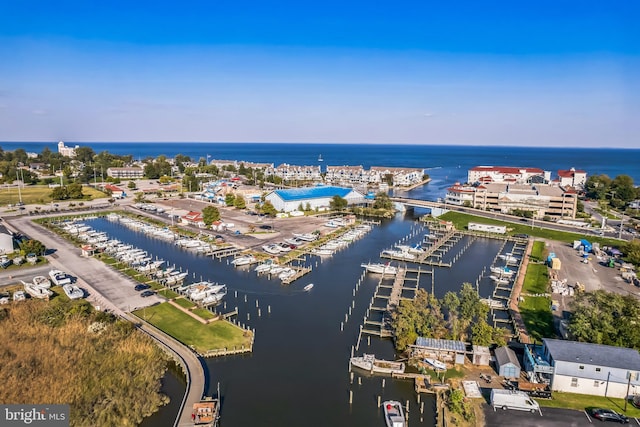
[590, 408, 629, 423]
[135, 284, 150, 291]
[140, 290, 156, 298]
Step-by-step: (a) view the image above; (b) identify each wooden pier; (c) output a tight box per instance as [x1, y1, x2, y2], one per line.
[281, 266, 312, 285]
[210, 246, 240, 259]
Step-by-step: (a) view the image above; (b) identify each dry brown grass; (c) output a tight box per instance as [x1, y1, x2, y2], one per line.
[0, 300, 169, 427]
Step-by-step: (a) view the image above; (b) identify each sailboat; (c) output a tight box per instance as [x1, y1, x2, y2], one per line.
[318, 154, 323, 162]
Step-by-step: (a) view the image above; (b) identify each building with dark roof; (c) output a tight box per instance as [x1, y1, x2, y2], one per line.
[494, 346, 521, 378]
[264, 186, 364, 213]
[524, 338, 640, 398]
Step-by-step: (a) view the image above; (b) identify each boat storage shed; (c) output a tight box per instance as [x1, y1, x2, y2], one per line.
[0, 225, 14, 255]
[264, 186, 365, 213]
[410, 337, 468, 365]
[495, 346, 521, 378]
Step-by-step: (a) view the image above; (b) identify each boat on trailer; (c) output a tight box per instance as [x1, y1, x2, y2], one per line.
[424, 357, 447, 371]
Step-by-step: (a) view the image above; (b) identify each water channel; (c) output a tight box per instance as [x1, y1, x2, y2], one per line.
[86, 212, 506, 427]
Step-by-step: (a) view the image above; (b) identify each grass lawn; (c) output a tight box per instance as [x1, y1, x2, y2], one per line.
[158, 289, 179, 299]
[530, 241, 546, 262]
[0, 184, 107, 206]
[523, 264, 549, 294]
[438, 211, 621, 247]
[519, 296, 556, 342]
[133, 302, 252, 353]
[540, 391, 640, 417]
[191, 308, 216, 320]
[173, 298, 195, 309]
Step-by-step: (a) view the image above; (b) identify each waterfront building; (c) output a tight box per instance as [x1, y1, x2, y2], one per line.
[181, 211, 205, 228]
[524, 339, 640, 399]
[369, 166, 424, 186]
[57, 141, 79, 158]
[106, 167, 144, 179]
[103, 184, 127, 199]
[468, 166, 549, 185]
[265, 164, 322, 182]
[264, 186, 365, 213]
[0, 225, 14, 255]
[324, 165, 367, 186]
[557, 168, 587, 189]
[494, 346, 521, 378]
[410, 337, 468, 365]
[445, 183, 578, 219]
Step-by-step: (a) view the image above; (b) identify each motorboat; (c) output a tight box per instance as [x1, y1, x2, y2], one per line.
[63, 284, 84, 300]
[23, 282, 53, 299]
[304, 283, 314, 291]
[480, 298, 506, 309]
[361, 262, 398, 275]
[231, 255, 256, 266]
[33, 276, 52, 289]
[48, 270, 71, 286]
[381, 249, 416, 260]
[13, 291, 26, 301]
[424, 357, 447, 371]
[278, 268, 296, 281]
[490, 275, 510, 285]
[490, 266, 514, 276]
[192, 397, 219, 426]
[498, 254, 519, 263]
[292, 233, 318, 242]
[262, 244, 282, 255]
[255, 260, 277, 273]
[350, 354, 405, 375]
[311, 248, 333, 256]
[382, 400, 406, 427]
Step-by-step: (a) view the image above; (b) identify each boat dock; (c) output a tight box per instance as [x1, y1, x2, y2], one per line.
[360, 267, 429, 338]
[210, 247, 240, 259]
[280, 266, 312, 285]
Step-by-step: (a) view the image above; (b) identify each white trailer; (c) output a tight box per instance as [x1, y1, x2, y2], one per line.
[490, 389, 540, 413]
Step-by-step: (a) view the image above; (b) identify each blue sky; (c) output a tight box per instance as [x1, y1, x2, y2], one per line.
[1, 1, 638, 146]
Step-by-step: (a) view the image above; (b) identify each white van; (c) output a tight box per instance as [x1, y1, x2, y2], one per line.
[490, 389, 540, 413]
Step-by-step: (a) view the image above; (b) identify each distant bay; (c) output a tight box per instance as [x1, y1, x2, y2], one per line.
[3, 142, 639, 200]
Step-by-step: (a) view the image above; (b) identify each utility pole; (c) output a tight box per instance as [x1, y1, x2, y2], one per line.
[16, 170, 23, 204]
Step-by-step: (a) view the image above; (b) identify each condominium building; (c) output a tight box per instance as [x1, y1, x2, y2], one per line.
[106, 167, 144, 179]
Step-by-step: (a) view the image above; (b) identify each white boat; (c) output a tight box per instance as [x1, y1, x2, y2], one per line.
[48, 270, 71, 286]
[33, 276, 52, 289]
[490, 275, 510, 285]
[26, 253, 38, 264]
[23, 282, 53, 299]
[12, 256, 24, 265]
[424, 357, 447, 370]
[255, 260, 277, 273]
[231, 255, 256, 266]
[262, 244, 282, 255]
[13, 291, 26, 301]
[361, 262, 398, 275]
[382, 400, 406, 427]
[350, 354, 405, 375]
[490, 266, 514, 276]
[498, 254, 519, 263]
[292, 233, 318, 242]
[480, 298, 506, 309]
[382, 249, 416, 260]
[311, 248, 334, 256]
[278, 268, 296, 281]
[318, 154, 323, 162]
[63, 284, 84, 300]
[304, 284, 314, 291]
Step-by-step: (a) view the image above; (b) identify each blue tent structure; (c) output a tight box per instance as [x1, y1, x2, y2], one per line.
[580, 239, 592, 253]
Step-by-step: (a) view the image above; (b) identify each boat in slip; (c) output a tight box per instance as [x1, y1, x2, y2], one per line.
[490, 275, 510, 285]
[231, 255, 257, 266]
[382, 400, 406, 427]
[361, 262, 398, 276]
[490, 266, 514, 276]
[480, 298, 506, 309]
[350, 354, 405, 375]
[498, 253, 519, 263]
[192, 397, 219, 426]
[424, 357, 447, 371]
[63, 284, 84, 300]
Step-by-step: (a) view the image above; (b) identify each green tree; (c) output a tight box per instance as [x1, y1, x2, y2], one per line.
[225, 193, 236, 206]
[622, 239, 640, 266]
[19, 239, 46, 256]
[134, 192, 145, 203]
[202, 206, 221, 226]
[373, 192, 393, 210]
[127, 181, 137, 190]
[585, 174, 612, 200]
[74, 146, 96, 164]
[67, 182, 84, 199]
[234, 195, 246, 209]
[260, 201, 278, 217]
[611, 175, 636, 206]
[50, 186, 68, 200]
[329, 195, 348, 210]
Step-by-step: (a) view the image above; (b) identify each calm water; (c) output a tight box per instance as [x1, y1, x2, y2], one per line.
[86, 212, 506, 427]
[4, 142, 640, 201]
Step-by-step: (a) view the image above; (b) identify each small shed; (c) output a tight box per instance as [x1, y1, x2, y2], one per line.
[551, 257, 561, 270]
[472, 345, 491, 366]
[494, 346, 521, 378]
